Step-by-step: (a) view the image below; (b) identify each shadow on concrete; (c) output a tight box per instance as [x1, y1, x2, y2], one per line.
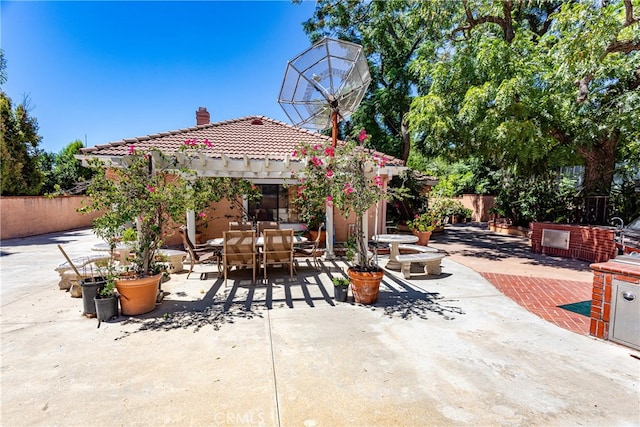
[430, 223, 592, 273]
[375, 273, 465, 321]
[114, 260, 464, 339]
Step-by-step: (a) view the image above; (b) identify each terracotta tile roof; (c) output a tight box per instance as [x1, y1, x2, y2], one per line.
[81, 115, 404, 166]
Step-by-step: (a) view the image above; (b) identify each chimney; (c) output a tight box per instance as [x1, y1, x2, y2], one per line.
[196, 107, 210, 125]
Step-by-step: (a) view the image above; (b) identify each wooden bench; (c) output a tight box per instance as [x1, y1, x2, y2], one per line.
[395, 252, 446, 279]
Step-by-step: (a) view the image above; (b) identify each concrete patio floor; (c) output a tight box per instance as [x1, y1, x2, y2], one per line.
[1, 226, 638, 426]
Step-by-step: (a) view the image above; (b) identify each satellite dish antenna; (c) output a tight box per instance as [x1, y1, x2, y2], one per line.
[278, 37, 371, 146]
[278, 37, 372, 260]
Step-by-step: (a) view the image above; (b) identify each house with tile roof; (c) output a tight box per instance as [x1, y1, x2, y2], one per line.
[78, 107, 406, 250]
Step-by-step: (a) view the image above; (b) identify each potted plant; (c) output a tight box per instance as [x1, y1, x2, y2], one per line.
[292, 129, 405, 304]
[94, 263, 119, 322]
[332, 276, 350, 302]
[81, 142, 258, 315]
[406, 211, 437, 246]
[79, 273, 106, 318]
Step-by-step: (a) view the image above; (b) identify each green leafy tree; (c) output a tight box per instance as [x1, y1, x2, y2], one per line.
[1, 95, 44, 196]
[297, 0, 452, 161]
[53, 140, 93, 193]
[0, 50, 44, 195]
[38, 151, 57, 194]
[408, 0, 639, 199]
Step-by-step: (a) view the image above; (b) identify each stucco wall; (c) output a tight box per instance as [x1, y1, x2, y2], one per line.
[457, 194, 495, 222]
[0, 196, 101, 240]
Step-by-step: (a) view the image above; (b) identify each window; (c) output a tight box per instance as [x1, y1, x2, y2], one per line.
[248, 184, 291, 222]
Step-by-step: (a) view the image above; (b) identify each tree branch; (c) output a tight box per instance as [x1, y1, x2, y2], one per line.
[453, 0, 515, 43]
[606, 39, 640, 54]
[574, 73, 593, 104]
[577, 1, 638, 103]
[623, 0, 638, 27]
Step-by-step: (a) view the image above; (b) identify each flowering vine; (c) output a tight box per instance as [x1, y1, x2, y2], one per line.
[290, 130, 405, 269]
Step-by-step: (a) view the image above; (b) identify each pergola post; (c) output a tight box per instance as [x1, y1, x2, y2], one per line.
[186, 210, 196, 244]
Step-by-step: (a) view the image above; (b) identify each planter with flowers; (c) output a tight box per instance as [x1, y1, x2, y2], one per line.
[81, 141, 258, 315]
[292, 129, 405, 304]
[406, 211, 437, 246]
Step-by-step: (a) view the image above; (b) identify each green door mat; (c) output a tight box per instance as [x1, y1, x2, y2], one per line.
[557, 300, 591, 317]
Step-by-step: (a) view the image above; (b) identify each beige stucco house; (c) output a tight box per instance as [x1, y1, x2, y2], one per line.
[78, 107, 407, 254]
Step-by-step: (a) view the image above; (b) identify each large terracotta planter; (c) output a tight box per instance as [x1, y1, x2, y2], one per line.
[413, 230, 432, 246]
[348, 268, 384, 305]
[116, 273, 162, 316]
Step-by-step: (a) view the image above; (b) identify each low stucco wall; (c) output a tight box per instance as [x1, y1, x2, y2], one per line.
[0, 195, 380, 245]
[0, 196, 101, 240]
[457, 194, 495, 222]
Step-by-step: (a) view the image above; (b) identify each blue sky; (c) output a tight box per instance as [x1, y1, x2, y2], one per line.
[1, 1, 318, 153]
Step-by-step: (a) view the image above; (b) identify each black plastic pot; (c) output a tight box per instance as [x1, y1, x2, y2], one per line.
[80, 277, 106, 317]
[94, 295, 118, 322]
[334, 284, 348, 302]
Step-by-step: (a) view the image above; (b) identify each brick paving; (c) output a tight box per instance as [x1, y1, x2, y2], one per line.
[481, 273, 593, 335]
[428, 224, 598, 337]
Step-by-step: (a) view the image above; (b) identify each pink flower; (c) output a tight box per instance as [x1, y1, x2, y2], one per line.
[325, 147, 335, 157]
[358, 129, 368, 143]
[311, 156, 323, 167]
[343, 183, 354, 195]
[326, 195, 333, 207]
[203, 139, 213, 148]
[292, 150, 298, 157]
[128, 145, 135, 154]
[301, 148, 307, 156]
[198, 212, 207, 218]
[373, 175, 383, 187]
[313, 144, 320, 151]
[326, 169, 334, 178]
[147, 185, 155, 193]
[184, 139, 198, 147]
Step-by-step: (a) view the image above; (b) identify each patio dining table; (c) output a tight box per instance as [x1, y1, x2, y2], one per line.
[206, 235, 308, 248]
[372, 234, 419, 270]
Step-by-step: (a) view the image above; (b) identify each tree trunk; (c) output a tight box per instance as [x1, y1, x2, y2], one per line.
[578, 134, 617, 196]
[401, 115, 411, 162]
[354, 215, 368, 268]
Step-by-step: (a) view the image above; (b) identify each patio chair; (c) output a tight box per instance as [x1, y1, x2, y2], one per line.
[178, 226, 221, 279]
[257, 221, 279, 235]
[261, 228, 294, 280]
[294, 223, 325, 270]
[229, 221, 253, 231]
[223, 230, 257, 286]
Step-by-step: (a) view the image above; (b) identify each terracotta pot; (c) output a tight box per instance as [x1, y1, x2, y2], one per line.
[413, 230, 432, 246]
[348, 268, 384, 305]
[116, 273, 162, 316]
